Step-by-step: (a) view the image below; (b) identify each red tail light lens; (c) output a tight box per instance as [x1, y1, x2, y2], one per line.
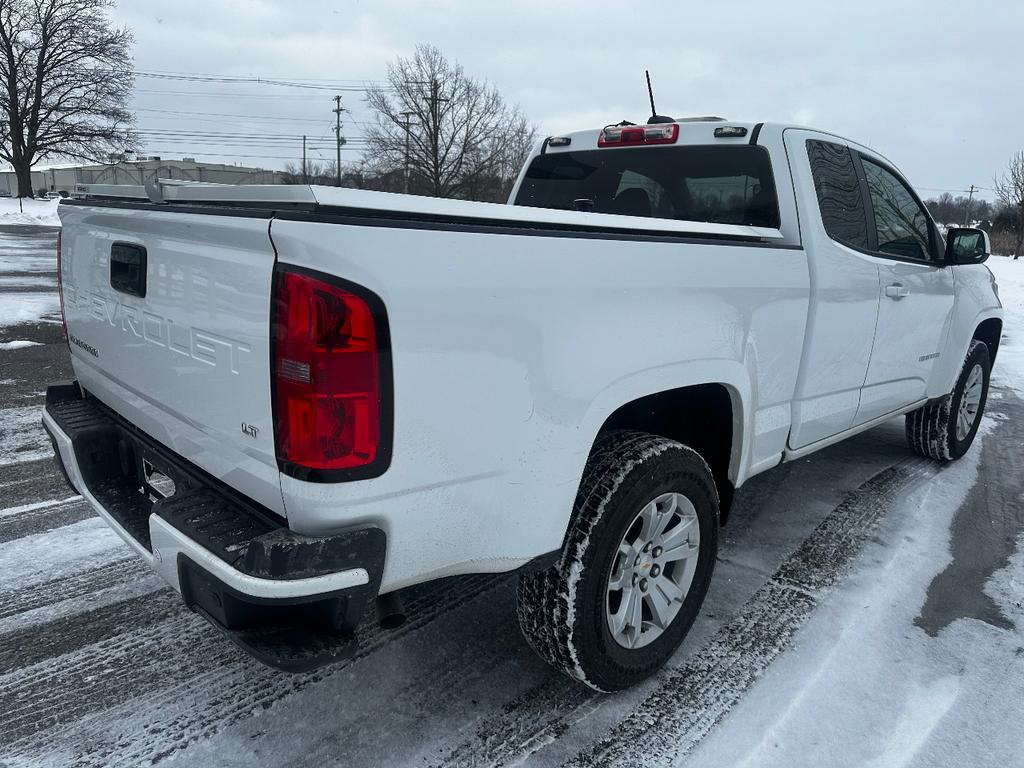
[272, 268, 391, 480]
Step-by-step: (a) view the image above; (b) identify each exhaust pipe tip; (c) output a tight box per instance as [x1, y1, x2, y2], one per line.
[375, 591, 406, 630]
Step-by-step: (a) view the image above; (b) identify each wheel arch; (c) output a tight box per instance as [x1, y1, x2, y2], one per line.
[973, 317, 1002, 364]
[590, 381, 743, 524]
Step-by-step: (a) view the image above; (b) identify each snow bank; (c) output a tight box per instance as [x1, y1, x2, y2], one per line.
[987, 256, 1024, 397]
[687, 423, 998, 768]
[0, 197, 61, 226]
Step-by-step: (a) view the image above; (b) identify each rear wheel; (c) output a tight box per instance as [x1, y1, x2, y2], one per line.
[906, 340, 990, 461]
[516, 430, 719, 691]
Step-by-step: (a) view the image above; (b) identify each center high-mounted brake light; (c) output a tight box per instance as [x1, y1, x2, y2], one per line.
[598, 123, 679, 148]
[272, 267, 392, 481]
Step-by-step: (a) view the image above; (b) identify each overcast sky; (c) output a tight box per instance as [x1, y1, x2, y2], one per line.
[113, 0, 1022, 201]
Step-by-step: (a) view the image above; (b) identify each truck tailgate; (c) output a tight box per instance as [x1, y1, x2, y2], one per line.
[58, 203, 285, 515]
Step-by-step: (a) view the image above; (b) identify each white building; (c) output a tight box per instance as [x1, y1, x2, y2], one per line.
[0, 157, 285, 196]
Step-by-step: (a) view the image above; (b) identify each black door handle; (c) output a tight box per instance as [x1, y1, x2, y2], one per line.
[110, 243, 147, 298]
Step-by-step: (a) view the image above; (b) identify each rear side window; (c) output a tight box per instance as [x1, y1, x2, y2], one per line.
[806, 139, 869, 250]
[860, 157, 932, 261]
[514, 145, 780, 228]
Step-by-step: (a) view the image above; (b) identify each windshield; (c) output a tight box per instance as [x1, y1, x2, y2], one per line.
[514, 144, 780, 228]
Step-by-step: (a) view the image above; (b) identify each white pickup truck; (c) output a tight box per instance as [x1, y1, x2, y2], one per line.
[44, 117, 1002, 691]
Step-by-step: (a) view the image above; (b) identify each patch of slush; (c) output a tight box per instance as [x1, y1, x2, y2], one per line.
[0, 197, 61, 226]
[0, 495, 81, 519]
[0, 254, 57, 274]
[0, 292, 61, 328]
[0, 405, 52, 466]
[0, 340, 42, 350]
[0, 275, 57, 288]
[0, 516, 125, 589]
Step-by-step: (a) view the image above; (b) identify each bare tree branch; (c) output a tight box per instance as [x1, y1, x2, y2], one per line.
[0, 0, 136, 197]
[993, 151, 1024, 257]
[363, 44, 536, 202]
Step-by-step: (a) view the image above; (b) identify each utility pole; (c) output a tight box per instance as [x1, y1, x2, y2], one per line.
[425, 79, 448, 196]
[333, 95, 346, 187]
[399, 111, 416, 193]
[962, 184, 977, 226]
[302, 135, 308, 184]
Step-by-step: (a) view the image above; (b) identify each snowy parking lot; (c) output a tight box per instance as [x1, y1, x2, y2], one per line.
[1, 225, 1022, 767]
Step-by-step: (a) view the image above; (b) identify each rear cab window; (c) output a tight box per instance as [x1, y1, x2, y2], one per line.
[513, 145, 781, 229]
[806, 139, 870, 250]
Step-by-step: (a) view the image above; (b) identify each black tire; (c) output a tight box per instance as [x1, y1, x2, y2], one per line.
[516, 430, 719, 692]
[906, 340, 990, 461]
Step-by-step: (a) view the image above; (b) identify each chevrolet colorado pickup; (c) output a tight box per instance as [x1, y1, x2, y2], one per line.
[44, 117, 1002, 691]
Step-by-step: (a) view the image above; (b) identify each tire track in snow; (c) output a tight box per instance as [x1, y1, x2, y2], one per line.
[0, 496, 92, 544]
[428, 458, 933, 768]
[0, 606, 211, 745]
[0, 591, 182, 675]
[1, 575, 503, 765]
[0, 556, 146, 621]
[0, 457, 71, 509]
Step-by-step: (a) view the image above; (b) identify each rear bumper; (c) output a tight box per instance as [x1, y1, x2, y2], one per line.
[42, 382, 386, 672]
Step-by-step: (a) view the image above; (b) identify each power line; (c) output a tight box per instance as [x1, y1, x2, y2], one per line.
[135, 107, 336, 124]
[131, 67, 391, 85]
[132, 71, 379, 91]
[134, 88, 363, 100]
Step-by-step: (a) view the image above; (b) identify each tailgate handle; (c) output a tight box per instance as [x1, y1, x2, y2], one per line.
[110, 243, 147, 298]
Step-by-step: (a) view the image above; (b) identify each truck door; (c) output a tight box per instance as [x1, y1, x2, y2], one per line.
[850, 152, 956, 423]
[783, 130, 881, 449]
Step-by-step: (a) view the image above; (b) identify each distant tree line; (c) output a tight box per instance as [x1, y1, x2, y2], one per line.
[923, 193, 992, 226]
[923, 151, 1024, 258]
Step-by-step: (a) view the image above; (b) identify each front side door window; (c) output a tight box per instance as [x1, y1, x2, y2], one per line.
[860, 158, 933, 262]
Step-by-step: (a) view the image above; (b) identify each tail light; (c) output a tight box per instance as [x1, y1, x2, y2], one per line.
[598, 123, 679, 148]
[272, 267, 392, 481]
[56, 230, 68, 342]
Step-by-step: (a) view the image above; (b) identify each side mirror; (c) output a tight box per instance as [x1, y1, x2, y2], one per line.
[945, 227, 991, 265]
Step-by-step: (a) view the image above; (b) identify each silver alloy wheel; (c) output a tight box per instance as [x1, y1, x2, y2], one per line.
[605, 491, 700, 649]
[956, 363, 984, 441]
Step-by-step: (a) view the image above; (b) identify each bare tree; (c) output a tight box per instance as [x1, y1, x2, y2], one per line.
[0, 0, 135, 197]
[993, 151, 1024, 259]
[364, 44, 536, 202]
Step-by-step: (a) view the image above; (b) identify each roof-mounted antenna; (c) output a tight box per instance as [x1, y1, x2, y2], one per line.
[645, 70, 674, 124]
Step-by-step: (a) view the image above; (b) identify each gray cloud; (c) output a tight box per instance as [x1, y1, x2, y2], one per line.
[114, 0, 1023, 199]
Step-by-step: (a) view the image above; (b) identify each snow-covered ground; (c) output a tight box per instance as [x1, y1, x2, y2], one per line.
[0, 198, 61, 227]
[0, 230, 1022, 767]
[0, 230, 62, 333]
[987, 256, 1024, 397]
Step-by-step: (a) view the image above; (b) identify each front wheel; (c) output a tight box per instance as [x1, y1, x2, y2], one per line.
[516, 430, 719, 692]
[906, 340, 990, 461]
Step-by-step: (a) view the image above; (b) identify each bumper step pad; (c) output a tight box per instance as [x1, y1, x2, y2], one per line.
[43, 384, 386, 672]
